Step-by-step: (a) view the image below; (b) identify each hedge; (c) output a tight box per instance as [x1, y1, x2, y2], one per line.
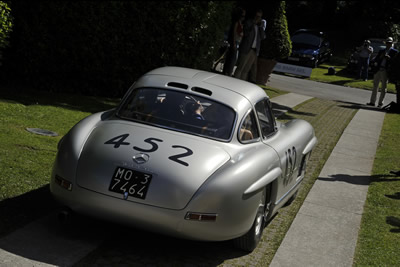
[2, 1, 233, 97]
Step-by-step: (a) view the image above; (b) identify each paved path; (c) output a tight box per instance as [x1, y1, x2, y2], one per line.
[268, 73, 397, 104]
[270, 92, 313, 117]
[270, 107, 386, 266]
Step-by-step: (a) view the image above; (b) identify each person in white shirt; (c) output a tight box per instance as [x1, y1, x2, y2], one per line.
[357, 40, 373, 81]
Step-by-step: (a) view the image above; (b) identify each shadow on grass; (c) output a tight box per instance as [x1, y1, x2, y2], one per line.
[272, 102, 316, 121]
[335, 100, 399, 114]
[0, 85, 120, 114]
[385, 192, 400, 200]
[386, 216, 400, 233]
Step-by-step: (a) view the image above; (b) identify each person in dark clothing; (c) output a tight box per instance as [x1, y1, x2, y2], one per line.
[367, 37, 398, 107]
[223, 7, 246, 76]
[233, 9, 265, 81]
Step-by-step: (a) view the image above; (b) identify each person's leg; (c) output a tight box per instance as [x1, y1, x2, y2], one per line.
[358, 58, 364, 79]
[234, 51, 250, 79]
[240, 50, 257, 80]
[369, 71, 381, 105]
[248, 57, 258, 83]
[364, 58, 370, 80]
[378, 70, 388, 107]
[362, 58, 369, 80]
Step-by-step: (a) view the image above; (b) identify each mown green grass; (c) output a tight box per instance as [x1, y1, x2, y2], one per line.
[0, 88, 119, 236]
[353, 112, 400, 266]
[309, 58, 396, 94]
[260, 85, 288, 99]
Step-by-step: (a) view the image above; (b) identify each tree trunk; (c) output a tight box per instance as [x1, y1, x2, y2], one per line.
[256, 58, 277, 86]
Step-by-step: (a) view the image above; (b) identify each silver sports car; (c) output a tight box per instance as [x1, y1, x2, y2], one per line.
[50, 67, 316, 251]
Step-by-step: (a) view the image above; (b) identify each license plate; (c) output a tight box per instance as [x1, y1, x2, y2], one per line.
[288, 57, 299, 61]
[109, 167, 152, 199]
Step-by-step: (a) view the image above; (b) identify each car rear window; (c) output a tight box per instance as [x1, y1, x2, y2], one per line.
[117, 88, 236, 141]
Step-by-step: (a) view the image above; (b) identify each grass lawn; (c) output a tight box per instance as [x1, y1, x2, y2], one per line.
[0, 88, 119, 237]
[308, 57, 396, 94]
[353, 112, 400, 266]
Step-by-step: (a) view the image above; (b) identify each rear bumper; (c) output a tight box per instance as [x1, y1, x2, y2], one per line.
[50, 178, 254, 242]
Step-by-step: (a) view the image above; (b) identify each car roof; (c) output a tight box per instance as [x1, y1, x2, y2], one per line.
[133, 66, 268, 113]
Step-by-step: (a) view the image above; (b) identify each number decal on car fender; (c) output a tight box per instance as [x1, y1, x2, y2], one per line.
[104, 134, 193, 166]
[283, 146, 297, 185]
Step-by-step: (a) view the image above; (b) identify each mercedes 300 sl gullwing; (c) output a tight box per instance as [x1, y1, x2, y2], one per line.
[50, 67, 317, 251]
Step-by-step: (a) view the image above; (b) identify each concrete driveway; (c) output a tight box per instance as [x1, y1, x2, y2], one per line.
[268, 73, 397, 105]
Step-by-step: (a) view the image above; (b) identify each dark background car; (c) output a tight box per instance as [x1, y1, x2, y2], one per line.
[282, 29, 332, 68]
[346, 38, 386, 75]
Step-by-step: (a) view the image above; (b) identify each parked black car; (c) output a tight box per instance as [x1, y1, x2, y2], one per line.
[282, 29, 332, 68]
[347, 38, 386, 74]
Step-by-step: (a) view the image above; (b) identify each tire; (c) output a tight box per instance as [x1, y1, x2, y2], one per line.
[234, 187, 270, 252]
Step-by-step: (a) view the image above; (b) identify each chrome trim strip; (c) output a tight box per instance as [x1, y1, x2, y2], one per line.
[275, 174, 304, 205]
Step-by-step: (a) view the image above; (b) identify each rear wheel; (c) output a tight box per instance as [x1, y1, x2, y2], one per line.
[234, 187, 270, 252]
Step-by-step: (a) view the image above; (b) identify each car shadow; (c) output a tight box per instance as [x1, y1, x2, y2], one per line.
[0, 186, 252, 266]
[0, 185, 59, 238]
[75, 223, 250, 266]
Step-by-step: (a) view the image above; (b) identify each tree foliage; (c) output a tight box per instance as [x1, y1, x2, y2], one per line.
[0, 1, 13, 52]
[259, 1, 291, 60]
[2, 1, 232, 97]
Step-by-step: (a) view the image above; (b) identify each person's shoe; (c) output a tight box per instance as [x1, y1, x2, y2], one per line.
[364, 79, 368, 81]
[366, 102, 375, 106]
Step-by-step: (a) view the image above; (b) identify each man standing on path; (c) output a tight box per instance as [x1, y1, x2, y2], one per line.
[357, 40, 373, 81]
[367, 37, 398, 108]
[234, 9, 265, 81]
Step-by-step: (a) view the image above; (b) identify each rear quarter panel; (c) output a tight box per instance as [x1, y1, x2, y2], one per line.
[264, 119, 315, 211]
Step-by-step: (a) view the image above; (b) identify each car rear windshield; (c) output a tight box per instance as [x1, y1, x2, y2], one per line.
[117, 88, 236, 141]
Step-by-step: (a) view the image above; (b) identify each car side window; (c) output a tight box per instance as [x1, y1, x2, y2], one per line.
[239, 110, 259, 142]
[255, 99, 276, 138]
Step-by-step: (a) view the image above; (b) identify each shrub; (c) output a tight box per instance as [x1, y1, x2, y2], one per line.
[259, 1, 291, 60]
[2, 1, 232, 97]
[0, 1, 13, 61]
